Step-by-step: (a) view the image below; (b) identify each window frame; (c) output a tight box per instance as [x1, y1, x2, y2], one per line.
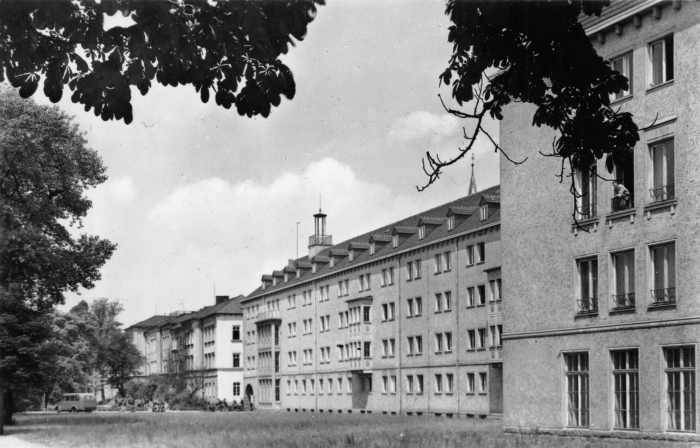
[564, 352, 590, 428]
[576, 255, 599, 315]
[648, 241, 676, 307]
[610, 51, 634, 101]
[648, 138, 675, 204]
[662, 345, 696, 432]
[647, 34, 674, 89]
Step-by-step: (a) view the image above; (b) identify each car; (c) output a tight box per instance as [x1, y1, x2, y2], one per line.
[55, 393, 97, 413]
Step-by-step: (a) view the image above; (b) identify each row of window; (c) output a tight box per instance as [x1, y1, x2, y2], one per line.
[576, 242, 676, 314]
[565, 346, 695, 432]
[467, 325, 502, 350]
[610, 34, 673, 101]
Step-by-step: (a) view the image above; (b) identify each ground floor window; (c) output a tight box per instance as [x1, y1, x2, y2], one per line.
[665, 346, 696, 431]
[275, 379, 280, 402]
[565, 352, 589, 427]
[233, 382, 241, 397]
[612, 350, 639, 429]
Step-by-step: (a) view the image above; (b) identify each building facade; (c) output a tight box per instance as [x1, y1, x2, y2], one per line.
[242, 186, 504, 416]
[126, 295, 245, 403]
[501, 0, 700, 438]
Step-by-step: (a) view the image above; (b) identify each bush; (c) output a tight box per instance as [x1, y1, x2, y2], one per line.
[166, 392, 208, 411]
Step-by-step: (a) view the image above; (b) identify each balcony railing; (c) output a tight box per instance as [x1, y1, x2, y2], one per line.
[309, 234, 332, 246]
[577, 297, 598, 314]
[255, 310, 280, 323]
[612, 292, 635, 310]
[611, 196, 634, 213]
[651, 288, 676, 306]
[578, 203, 597, 220]
[650, 184, 675, 203]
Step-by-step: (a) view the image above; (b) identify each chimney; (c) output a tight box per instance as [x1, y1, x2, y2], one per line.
[215, 295, 229, 305]
[309, 208, 333, 258]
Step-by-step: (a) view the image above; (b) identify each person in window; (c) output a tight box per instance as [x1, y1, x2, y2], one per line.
[613, 181, 631, 210]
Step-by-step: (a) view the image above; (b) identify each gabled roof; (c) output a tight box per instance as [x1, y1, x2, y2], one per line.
[295, 261, 313, 269]
[392, 226, 417, 235]
[329, 249, 349, 257]
[272, 270, 284, 278]
[417, 216, 446, 226]
[479, 194, 501, 205]
[283, 265, 296, 274]
[246, 185, 500, 302]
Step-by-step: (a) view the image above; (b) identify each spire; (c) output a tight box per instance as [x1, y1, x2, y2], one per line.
[468, 153, 477, 196]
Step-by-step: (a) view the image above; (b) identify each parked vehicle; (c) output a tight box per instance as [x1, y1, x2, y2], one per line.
[55, 393, 97, 413]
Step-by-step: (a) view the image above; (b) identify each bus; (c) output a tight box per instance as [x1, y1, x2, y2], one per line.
[55, 393, 97, 413]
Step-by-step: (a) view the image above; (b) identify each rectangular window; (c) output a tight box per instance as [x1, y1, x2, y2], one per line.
[389, 339, 395, 357]
[445, 332, 453, 352]
[365, 273, 371, 290]
[565, 352, 590, 428]
[444, 251, 452, 271]
[435, 333, 443, 353]
[477, 329, 486, 349]
[414, 259, 422, 278]
[435, 293, 443, 312]
[612, 250, 635, 309]
[578, 165, 598, 220]
[466, 245, 474, 266]
[407, 337, 414, 355]
[444, 291, 452, 311]
[467, 330, 476, 350]
[665, 346, 695, 431]
[479, 372, 488, 393]
[649, 35, 674, 87]
[407, 261, 413, 280]
[612, 350, 639, 430]
[447, 215, 455, 231]
[446, 374, 454, 393]
[382, 304, 388, 322]
[407, 375, 414, 393]
[407, 298, 414, 317]
[381, 269, 387, 286]
[434, 253, 442, 274]
[466, 374, 475, 393]
[650, 139, 675, 203]
[390, 376, 397, 393]
[233, 353, 240, 368]
[480, 204, 488, 221]
[577, 257, 598, 314]
[415, 336, 423, 355]
[477, 285, 486, 306]
[415, 297, 423, 316]
[382, 339, 388, 357]
[364, 341, 371, 358]
[417, 375, 424, 393]
[611, 52, 633, 100]
[363, 306, 371, 323]
[418, 226, 425, 240]
[233, 382, 241, 396]
[467, 287, 475, 307]
[389, 303, 395, 320]
[232, 326, 240, 341]
[651, 243, 676, 305]
[435, 374, 443, 393]
[382, 376, 388, 393]
[388, 267, 394, 285]
[476, 242, 485, 263]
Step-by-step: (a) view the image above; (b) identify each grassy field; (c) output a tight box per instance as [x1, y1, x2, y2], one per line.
[6, 412, 700, 448]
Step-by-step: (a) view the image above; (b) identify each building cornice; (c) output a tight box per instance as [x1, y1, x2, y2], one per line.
[243, 221, 500, 303]
[503, 316, 700, 341]
[584, 0, 663, 36]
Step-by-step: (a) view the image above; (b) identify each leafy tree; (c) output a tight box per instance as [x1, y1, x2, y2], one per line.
[420, 0, 639, 214]
[0, 0, 324, 123]
[0, 87, 116, 435]
[103, 331, 143, 398]
[89, 298, 125, 401]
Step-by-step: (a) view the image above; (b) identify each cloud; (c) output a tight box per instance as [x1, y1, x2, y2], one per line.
[388, 111, 460, 143]
[108, 177, 136, 202]
[142, 157, 419, 311]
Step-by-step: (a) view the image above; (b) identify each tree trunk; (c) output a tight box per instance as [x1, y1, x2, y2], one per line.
[100, 386, 105, 403]
[3, 389, 12, 427]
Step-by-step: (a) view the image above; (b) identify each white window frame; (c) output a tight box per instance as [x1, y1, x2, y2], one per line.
[610, 51, 633, 101]
[647, 34, 674, 88]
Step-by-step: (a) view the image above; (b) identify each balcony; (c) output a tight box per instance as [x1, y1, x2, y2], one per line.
[577, 297, 598, 315]
[612, 292, 635, 310]
[650, 288, 676, 307]
[348, 358, 373, 372]
[611, 196, 634, 213]
[309, 234, 332, 246]
[650, 184, 675, 203]
[255, 310, 281, 325]
[489, 346, 503, 362]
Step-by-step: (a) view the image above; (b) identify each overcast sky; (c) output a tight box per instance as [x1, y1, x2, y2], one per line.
[40, 0, 500, 326]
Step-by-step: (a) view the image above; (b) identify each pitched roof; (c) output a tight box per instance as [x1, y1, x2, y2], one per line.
[245, 185, 501, 302]
[125, 315, 171, 331]
[578, 0, 661, 33]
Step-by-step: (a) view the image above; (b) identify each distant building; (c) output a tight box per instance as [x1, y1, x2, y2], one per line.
[242, 185, 504, 416]
[501, 0, 700, 438]
[126, 295, 245, 403]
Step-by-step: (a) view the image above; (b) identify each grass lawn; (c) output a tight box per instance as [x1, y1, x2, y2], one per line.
[6, 412, 699, 448]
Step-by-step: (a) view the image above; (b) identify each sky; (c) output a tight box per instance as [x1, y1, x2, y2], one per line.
[37, 0, 500, 326]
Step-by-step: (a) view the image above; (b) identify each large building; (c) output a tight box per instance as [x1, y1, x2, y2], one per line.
[501, 0, 700, 438]
[126, 295, 245, 403]
[242, 186, 504, 416]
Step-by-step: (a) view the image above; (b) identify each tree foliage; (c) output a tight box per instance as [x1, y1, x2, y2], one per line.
[0, 0, 324, 124]
[421, 0, 639, 198]
[103, 331, 143, 397]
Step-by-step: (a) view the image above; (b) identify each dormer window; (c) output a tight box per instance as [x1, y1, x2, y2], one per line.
[447, 216, 455, 231]
[349, 251, 354, 262]
[296, 269, 301, 279]
[284, 273, 289, 282]
[330, 257, 335, 268]
[480, 205, 488, 221]
[313, 263, 317, 274]
[262, 282, 266, 290]
[273, 278, 277, 286]
[418, 226, 425, 240]
[392, 235, 399, 248]
[370, 242, 376, 255]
